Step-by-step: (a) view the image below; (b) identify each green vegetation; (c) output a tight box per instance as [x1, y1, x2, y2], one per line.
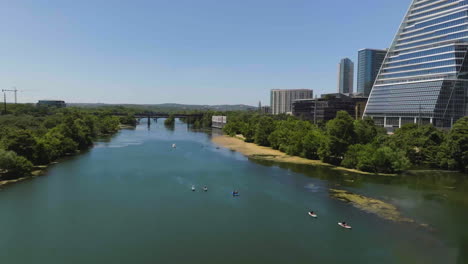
[0, 104, 124, 179]
[223, 111, 468, 174]
[164, 115, 175, 126]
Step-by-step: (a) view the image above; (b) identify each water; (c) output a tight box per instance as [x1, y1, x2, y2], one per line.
[0, 120, 467, 263]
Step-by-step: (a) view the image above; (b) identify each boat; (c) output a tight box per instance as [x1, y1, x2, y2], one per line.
[203, 187, 208, 192]
[308, 212, 317, 218]
[232, 191, 239, 197]
[338, 222, 352, 229]
[172, 144, 176, 148]
[191, 185, 195, 191]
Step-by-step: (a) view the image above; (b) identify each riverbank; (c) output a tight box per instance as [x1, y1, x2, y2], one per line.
[212, 135, 395, 176]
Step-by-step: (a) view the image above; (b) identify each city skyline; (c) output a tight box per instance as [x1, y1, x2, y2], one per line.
[1, 0, 409, 105]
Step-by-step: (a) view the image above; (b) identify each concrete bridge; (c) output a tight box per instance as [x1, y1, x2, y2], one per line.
[110, 112, 204, 127]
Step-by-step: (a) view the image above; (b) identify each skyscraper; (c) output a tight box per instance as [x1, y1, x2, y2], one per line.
[357, 49, 387, 96]
[337, 58, 354, 94]
[270, 89, 313, 115]
[364, 0, 468, 128]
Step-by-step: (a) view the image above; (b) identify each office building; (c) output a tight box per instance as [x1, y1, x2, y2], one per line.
[270, 89, 313, 115]
[293, 93, 368, 122]
[337, 58, 354, 94]
[357, 49, 387, 96]
[37, 100, 66, 108]
[364, 0, 468, 128]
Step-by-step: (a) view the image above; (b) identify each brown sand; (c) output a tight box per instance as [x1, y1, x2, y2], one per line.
[212, 135, 393, 176]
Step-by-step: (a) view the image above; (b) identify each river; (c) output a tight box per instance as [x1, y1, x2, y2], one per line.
[0, 119, 467, 263]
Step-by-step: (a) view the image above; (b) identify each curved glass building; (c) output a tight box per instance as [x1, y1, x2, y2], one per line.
[364, 0, 468, 128]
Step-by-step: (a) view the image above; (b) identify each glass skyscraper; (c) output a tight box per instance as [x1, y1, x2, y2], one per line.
[337, 58, 354, 94]
[364, 0, 468, 128]
[357, 49, 387, 97]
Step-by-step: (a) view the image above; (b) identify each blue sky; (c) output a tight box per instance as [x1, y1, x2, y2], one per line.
[0, 0, 410, 105]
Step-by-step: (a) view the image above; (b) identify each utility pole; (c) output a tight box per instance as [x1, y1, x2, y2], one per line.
[418, 104, 422, 126]
[314, 95, 318, 125]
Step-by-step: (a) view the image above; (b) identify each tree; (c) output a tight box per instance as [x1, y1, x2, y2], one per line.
[445, 117, 468, 172]
[354, 117, 384, 145]
[319, 111, 356, 164]
[0, 149, 33, 179]
[342, 144, 410, 174]
[98, 116, 120, 134]
[164, 115, 175, 126]
[0, 129, 37, 162]
[301, 129, 325, 159]
[386, 124, 446, 166]
[254, 116, 275, 146]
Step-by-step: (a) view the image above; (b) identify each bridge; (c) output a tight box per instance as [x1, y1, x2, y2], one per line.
[110, 112, 204, 127]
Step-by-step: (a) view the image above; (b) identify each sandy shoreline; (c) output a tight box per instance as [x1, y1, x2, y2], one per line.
[212, 135, 394, 176]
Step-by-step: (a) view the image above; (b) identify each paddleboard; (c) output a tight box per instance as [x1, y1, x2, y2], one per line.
[338, 223, 352, 229]
[308, 212, 317, 218]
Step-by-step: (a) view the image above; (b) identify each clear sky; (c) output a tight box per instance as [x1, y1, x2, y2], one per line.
[0, 0, 411, 105]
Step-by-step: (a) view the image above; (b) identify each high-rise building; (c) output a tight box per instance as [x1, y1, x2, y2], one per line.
[270, 89, 313, 115]
[364, 0, 468, 129]
[357, 49, 387, 96]
[337, 58, 354, 94]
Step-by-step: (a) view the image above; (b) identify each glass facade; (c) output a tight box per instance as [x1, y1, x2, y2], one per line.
[364, 0, 468, 128]
[357, 49, 387, 96]
[337, 58, 354, 94]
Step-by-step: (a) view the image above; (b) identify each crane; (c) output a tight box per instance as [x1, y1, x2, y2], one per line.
[2, 87, 18, 104]
[2, 87, 19, 114]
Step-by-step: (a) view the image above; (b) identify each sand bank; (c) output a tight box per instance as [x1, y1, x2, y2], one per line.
[212, 135, 393, 176]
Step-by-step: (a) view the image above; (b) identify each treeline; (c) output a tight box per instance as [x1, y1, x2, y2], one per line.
[0, 105, 123, 179]
[180, 111, 218, 129]
[223, 111, 468, 174]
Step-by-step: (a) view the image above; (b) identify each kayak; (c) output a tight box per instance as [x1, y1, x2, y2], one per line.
[308, 212, 317, 218]
[338, 222, 352, 229]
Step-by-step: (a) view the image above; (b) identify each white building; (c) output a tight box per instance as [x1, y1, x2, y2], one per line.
[212, 116, 227, 129]
[270, 89, 313, 115]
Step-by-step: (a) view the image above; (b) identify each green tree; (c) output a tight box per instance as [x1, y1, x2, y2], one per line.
[354, 117, 384, 145]
[301, 129, 325, 159]
[0, 129, 37, 162]
[319, 111, 356, 164]
[445, 117, 468, 172]
[0, 149, 33, 179]
[164, 115, 175, 126]
[386, 124, 445, 166]
[342, 144, 410, 174]
[254, 116, 275, 146]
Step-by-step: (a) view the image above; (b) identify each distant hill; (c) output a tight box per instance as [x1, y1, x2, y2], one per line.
[68, 103, 257, 112]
